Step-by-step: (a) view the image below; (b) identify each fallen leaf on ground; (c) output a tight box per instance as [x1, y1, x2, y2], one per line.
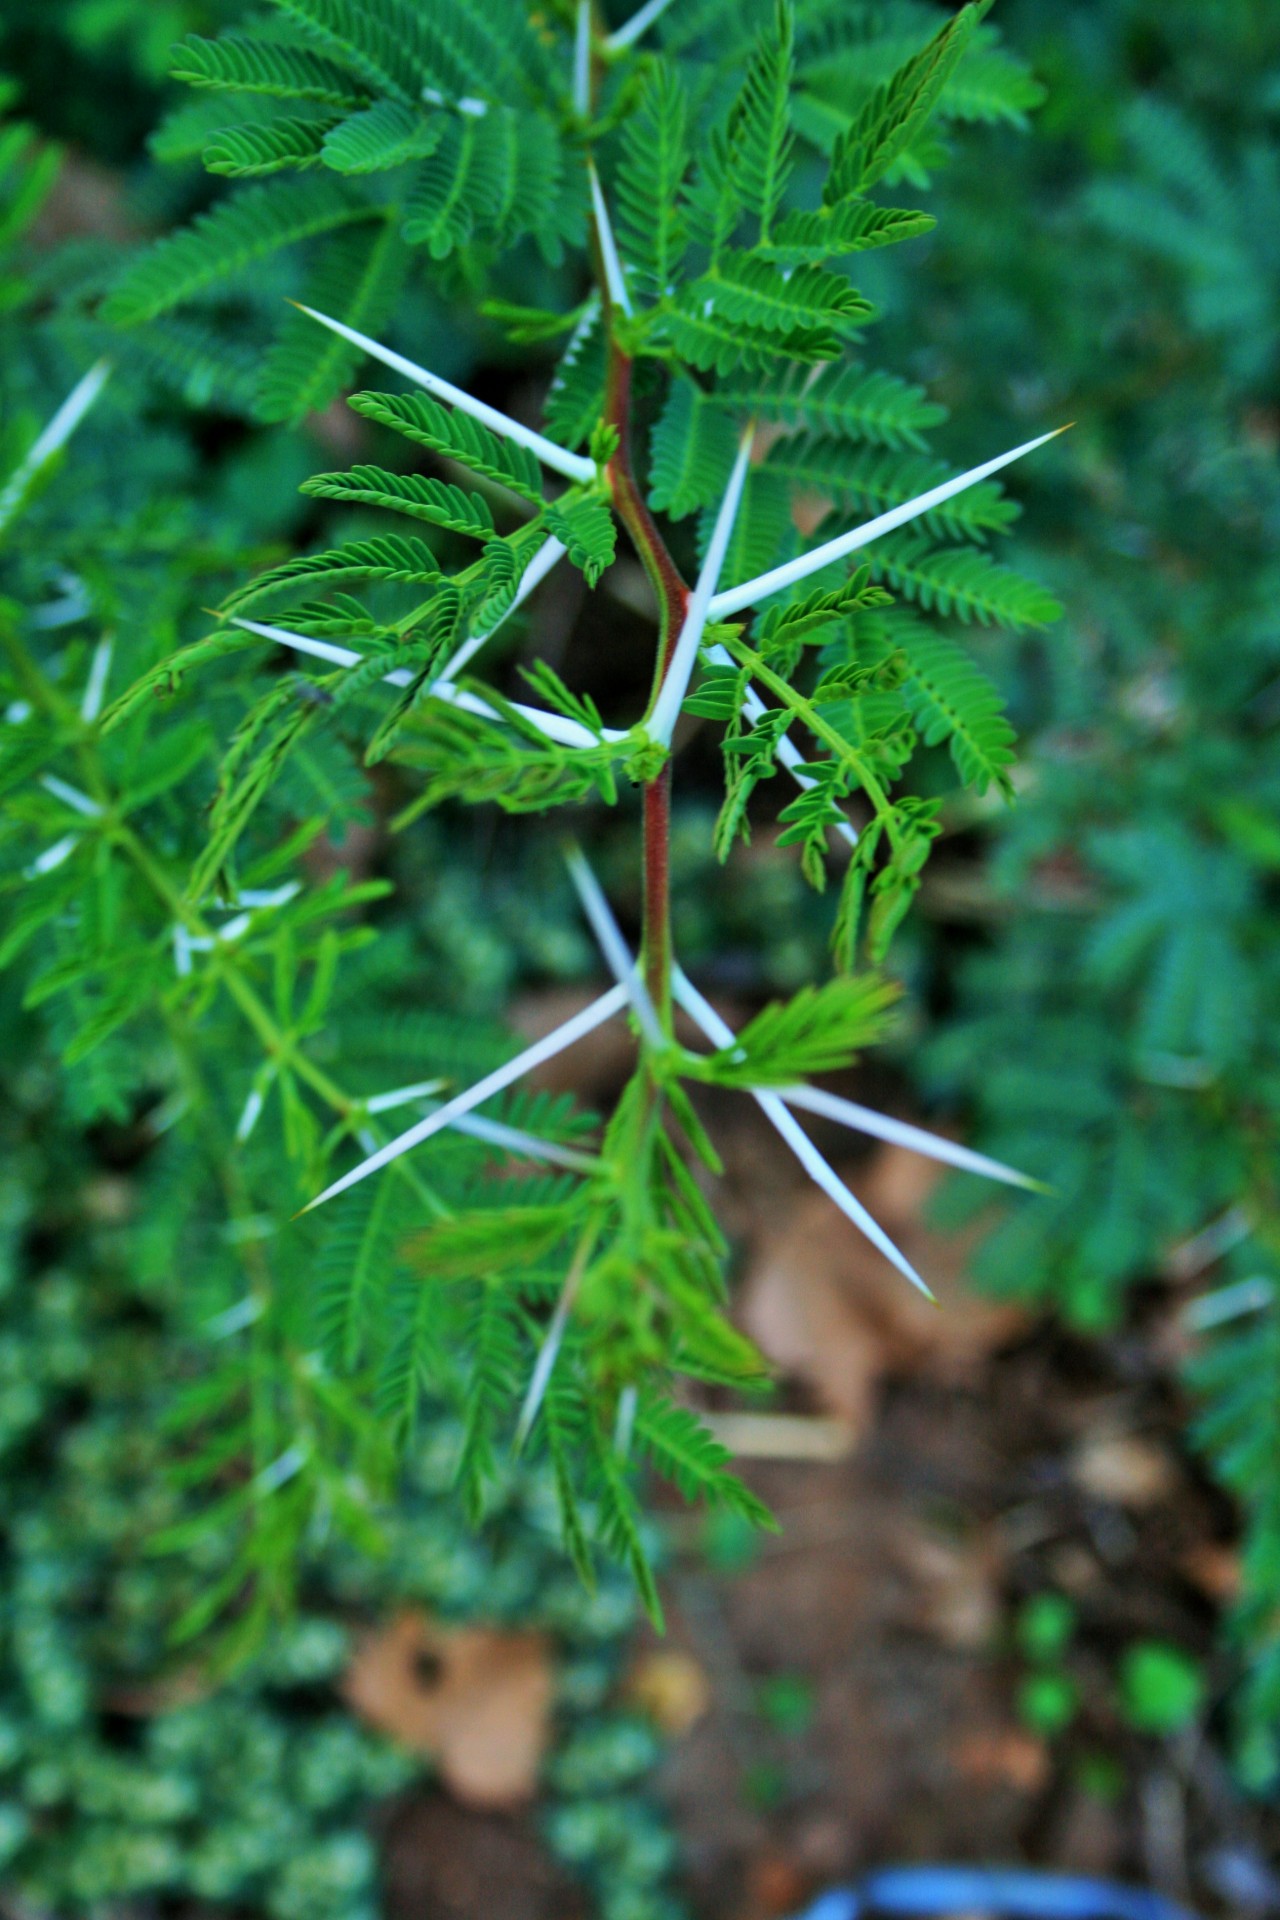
[951, 1727, 1050, 1793]
[1071, 1433, 1176, 1509]
[740, 1146, 1026, 1435]
[894, 1525, 1001, 1650]
[343, 1611, 553, 1808]
[625, 1650, 712, 1736]
[1180, 1542, 1241, 1601]
[701, 1411, 857, 1461]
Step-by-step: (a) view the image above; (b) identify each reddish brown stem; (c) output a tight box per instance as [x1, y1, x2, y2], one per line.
[602, 341, 688, 1027]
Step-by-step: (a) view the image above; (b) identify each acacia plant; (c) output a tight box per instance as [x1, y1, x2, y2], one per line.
[64, 0, 1063, 1620]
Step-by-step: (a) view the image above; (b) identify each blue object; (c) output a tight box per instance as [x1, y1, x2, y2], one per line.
[788, 1867, 1200, 1920]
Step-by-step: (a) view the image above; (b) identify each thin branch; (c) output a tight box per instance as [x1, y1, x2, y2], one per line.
[707, 426, 1069, 619]
[292, 305, 597, 485]
[705, 641, 859, 849]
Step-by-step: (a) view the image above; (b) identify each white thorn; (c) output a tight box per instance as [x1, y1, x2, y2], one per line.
[778, 1084, 1038, 1191]
[27, 833, 80, 878]
[671, 967, 935, 1300]
[254, 1443, 308, 1495]
[564, 845, 663, 1048]
[649, 423, 756, 747]
[206, 1294, 264, 1338]
[229, 614, 627, 750]
[707, 426, 1068, 619]
[605, 0, 678, 52]
[449, 1111, 600, 1175]
[293, 305, 597, 484]
[436, 535, 566, 682]
[234, 882, 302, 911]
[0, 359, 112, 535]
[40, 773, 102, 818]
[80, 637, 114, 724]
[515, 1265, 581, 1453]
[303, 984, 629, 1210]
[587, 161, 633, 318]
[573, 0, 592, 114]
[235, 1079, 271, 1144]
[364, 1078, 449, 1115]
[614, 1382, 638, 1456]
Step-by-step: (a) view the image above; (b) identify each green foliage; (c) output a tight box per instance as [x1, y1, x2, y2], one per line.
[171, 32, 369, 107]
[898, 0, 1280, 1776]
[1118, 1643, 1205, 1737]
[103, 175, 371, 324]
[690, 975, 900, 1086]
[8, 0, 1061, 1639]
[349, 388, 544, 503]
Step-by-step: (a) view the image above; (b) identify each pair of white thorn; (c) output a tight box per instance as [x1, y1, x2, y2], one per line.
[245, 304, 1063, 834]
[305, 845, 1037, 1310]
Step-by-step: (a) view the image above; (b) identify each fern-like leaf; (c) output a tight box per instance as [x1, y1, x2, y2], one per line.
[348, 389, 544, 503]
[171, 31, 366, 106]
[764, 199, 934, 265]
[732, 0, 795, 242]
[103, 176, 370, 324]
[543, 298, 606, 451]
[692, 973, 900, 1085]
[716, 360, 945, 450]
[300, 465, 496, 540]
[615, 60, 690, 300]
[316, 1179, 400, 1368]
[768, 440, 1018, 541]
[634, 1392, 775, 1526]
[222, 536, 442, 615]
[824, 0, 991, 201]
[868, 531, 1063, 630]
[255, 219, 410, 423]
[894, 624, 1016, 795]
[695, 251, 872, 335]
[661, 302, 838, 376]
[543, 495, 616, 587]
[455, 1284, 525, 1522]
[203, 116, 336, 178]
[647, 377, 739, 521]
[269, 0, 430, 104]
[322, 100, 443, 173]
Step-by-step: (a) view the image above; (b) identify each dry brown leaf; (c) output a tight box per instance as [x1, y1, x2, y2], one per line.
[894, 1526, 1000, 1651]
[625, 1650, 712, 1736]
[1180, 1541, 1241, 1601]
[951, 1727, 1050, 1793]
[343, 1612, 553, 1808]
[1070, 1433, 1176, 1509]
[701, 1411, 857, 1462]
[740, 1146, 1025, 1435]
